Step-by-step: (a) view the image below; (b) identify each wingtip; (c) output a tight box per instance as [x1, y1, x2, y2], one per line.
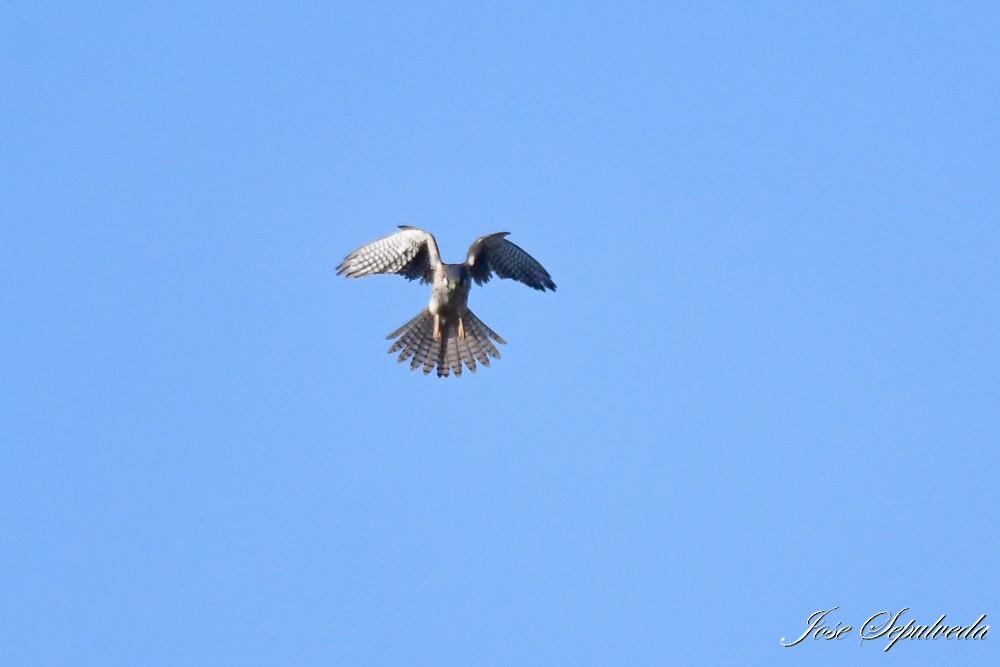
[335, 251, 357, 276]
[336, 265, 359, 278]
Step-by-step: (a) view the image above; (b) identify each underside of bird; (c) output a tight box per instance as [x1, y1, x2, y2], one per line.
[386, 308, 507, 377]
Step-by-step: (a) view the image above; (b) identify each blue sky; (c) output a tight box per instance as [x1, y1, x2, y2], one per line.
[2, 2, 998, 665]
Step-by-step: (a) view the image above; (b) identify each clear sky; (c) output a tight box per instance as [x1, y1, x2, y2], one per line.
[2, 2, 998, 665]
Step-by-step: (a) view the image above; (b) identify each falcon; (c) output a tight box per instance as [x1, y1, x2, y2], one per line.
[337, 226, 556, 377]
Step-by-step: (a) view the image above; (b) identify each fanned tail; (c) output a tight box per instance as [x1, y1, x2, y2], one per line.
[386, 309, 505, 377]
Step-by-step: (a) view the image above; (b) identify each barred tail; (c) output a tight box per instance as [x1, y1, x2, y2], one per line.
[386, 309, 506, 377]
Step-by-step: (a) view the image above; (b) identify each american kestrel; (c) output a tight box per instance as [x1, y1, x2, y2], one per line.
[337, 226, 556, 377]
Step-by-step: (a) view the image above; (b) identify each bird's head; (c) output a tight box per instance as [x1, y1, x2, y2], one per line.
[444, 264, 470, 288]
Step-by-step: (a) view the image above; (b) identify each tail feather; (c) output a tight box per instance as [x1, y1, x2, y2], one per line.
[389, 310, 428, 364]
[423, 335, 439, 375]
[447, 336, 462, 377]
[412, 316, 436, 371]
[388, 311, 427, 363]
[385, 308, 504, 377]
[391, 322, 421, 361]
[458, 336, 477, 373]
[467, 314, 503, 360]
[386, 310, 426, 342]
[464, 326, 490, 367]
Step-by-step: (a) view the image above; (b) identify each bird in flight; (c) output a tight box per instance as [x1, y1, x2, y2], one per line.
[337, 226, 556, 377]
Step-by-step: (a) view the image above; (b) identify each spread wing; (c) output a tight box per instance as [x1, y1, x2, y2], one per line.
[465, 232, 556, 291]
[336, 226, 441, 284]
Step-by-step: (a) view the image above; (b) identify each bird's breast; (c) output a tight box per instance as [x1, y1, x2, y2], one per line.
[429, 280, 470, 315]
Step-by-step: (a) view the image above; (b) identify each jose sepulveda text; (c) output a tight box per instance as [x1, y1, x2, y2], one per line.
[781, 607, 988, 652]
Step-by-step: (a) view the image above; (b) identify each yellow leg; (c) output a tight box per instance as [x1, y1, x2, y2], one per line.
[433, 314, 441, 341]
[458, 317, 465, 340]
